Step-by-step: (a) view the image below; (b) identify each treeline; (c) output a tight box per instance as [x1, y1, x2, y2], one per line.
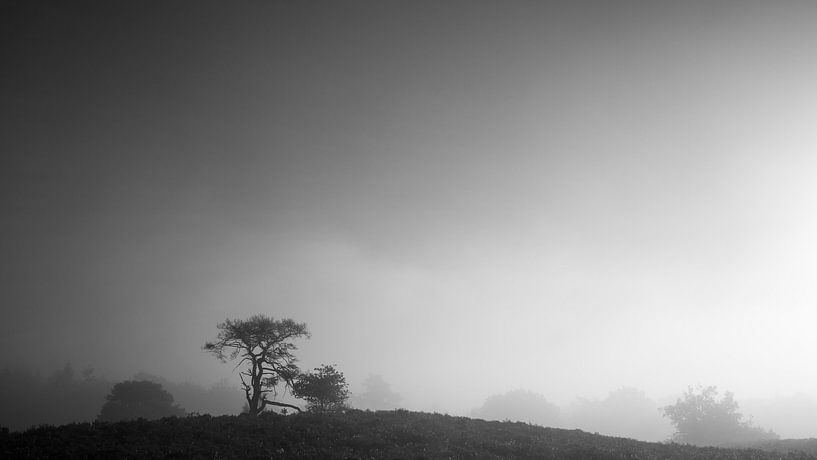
[0, 364, 108, 431]
[0, 364, 244, 431]
[470, 387, 672, 442]
[0, 365, 402, 432]
[4, 363, 815, 444]
[130, 372, 244, 417]
[469, 386, 815, 445]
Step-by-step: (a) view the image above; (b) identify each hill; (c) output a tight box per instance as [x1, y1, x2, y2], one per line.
[1, 409, 815, 459]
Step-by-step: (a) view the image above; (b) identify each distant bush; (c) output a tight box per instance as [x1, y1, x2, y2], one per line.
[351, 374, 402, 411]
[97, 380, 185, 422]
[471, 389, 560, 427]
[565, 387, 672, 442]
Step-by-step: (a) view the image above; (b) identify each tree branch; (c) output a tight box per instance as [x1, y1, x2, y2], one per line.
[262, 398, 302, 413]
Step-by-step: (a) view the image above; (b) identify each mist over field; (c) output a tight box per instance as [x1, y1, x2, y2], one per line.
[3, 0, 817, 441]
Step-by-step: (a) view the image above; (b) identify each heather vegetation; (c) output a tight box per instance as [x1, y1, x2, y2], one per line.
[3, 410, 816, 459]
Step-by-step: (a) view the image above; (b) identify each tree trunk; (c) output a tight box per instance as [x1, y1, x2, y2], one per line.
[246, 361, 264, 416]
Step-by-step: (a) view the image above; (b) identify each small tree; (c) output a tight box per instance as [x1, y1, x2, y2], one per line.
[662, 385, 778, 446]
[293, 364, 350, 413]
[97, 380, 185, 422]
[204, 315, 309, 416]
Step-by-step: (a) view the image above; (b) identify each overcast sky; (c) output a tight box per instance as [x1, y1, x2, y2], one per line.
[3, 1, 817, 414]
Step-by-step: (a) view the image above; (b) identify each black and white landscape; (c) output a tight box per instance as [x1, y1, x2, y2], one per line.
[2, 1, 817, 454]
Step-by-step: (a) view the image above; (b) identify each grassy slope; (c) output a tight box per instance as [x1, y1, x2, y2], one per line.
[2, 409, 815, 459]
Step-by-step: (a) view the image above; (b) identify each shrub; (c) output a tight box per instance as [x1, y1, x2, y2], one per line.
[97, 380, 185, 422]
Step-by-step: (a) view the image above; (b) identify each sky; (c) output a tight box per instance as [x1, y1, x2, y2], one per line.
[3, 0, 817, 418]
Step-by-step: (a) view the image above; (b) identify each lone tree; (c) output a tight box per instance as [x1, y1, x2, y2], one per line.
[97, 380, 185, 422]
[204, 315, 309, 416]
[292, 364, 350, 413]
[662, 385, 777, 446]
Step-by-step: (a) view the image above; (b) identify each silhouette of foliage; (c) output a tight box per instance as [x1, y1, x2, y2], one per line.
[351, 374, 402, 410]
[97, 380, 184, 422]
[203, 315, 310, 416]
[662, 385, 778, 446]
[293, 364, 350, 413]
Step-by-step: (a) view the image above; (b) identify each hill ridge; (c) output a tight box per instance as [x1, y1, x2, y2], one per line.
[3, 409, 816, 459]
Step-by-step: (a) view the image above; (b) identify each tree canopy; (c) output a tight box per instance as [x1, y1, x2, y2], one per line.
[662, 385, 777, 446]
[203, 315, 310, 416]
[97, 380, 185, 422]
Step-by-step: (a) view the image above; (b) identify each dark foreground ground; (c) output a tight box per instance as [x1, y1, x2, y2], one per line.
[2, 409, 816, 459]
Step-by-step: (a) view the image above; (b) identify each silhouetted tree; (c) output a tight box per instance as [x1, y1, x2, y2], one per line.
[472, 389, 560, 427]
[203, 315, 309, 416]
[662, 385, 778, 446]
[352, 374, 402, 410]
[292, 364, 350, 413]
[97, 380, 184, 422]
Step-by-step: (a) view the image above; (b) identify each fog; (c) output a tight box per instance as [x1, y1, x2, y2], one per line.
[3, 0, 817, 440]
